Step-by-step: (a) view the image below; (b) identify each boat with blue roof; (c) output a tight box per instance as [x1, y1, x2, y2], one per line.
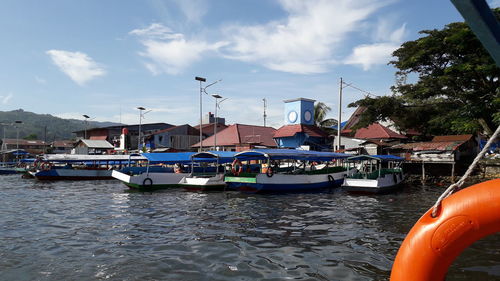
[342, 154, 405, 194]
[29, 154, 147, 180]
[224, 149, 355, 193]
[178, 151, 236, 191]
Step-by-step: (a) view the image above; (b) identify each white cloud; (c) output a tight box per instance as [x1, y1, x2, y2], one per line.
[222, 0, 391, 74]
[130, 23, 227, 75]
[344, 23, 406, 70]
[0, 93, 13, 104]
[344, 43, 399, 71]
[487, 0, 500, 7]
[46, 50, 106, 85]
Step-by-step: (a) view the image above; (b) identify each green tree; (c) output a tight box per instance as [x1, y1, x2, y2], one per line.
[23, 133, 38, 140]
[349, 8, 500, 136]
[314, 102, 338, 129]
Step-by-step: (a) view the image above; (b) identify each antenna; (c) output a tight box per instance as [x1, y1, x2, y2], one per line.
[263, 98, 267, 127]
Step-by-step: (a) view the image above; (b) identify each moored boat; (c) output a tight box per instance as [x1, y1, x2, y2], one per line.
[225, 149, 353, 193]
[342, 155, 405, 194]
[111, 152, 195, 190]
[179, 151, 236, 191]
[29, 154, 146, 180]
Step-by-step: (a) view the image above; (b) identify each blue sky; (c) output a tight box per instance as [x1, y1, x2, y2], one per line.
[0, 0, 498, 129]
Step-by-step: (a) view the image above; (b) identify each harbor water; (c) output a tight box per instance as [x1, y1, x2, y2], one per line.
[0, 175, 498, 281]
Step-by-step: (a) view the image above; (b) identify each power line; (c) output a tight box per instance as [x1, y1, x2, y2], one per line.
[342, 81, 380, 97]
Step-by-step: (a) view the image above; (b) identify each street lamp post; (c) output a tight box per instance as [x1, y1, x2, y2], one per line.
[137, 107, 145, 152]
[137, 107, 152, 152]
[211, 94, 227, 150]
[83, 115, 90, 139]
[195, 76, 221, 152]
[14, 120, 22, 162]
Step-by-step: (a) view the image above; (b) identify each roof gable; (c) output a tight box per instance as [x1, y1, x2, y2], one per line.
[192, 124, 277, 147]
[274, 124, 328, 138]
[354, 122, 407, 140]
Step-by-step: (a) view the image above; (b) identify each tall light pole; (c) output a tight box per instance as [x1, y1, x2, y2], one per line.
[337, 78, 343, 151]
[211, 94, 227, 151]
[15, 120, 22, 162]
[137, 107, 146, 152]
[83, 115, 90, 139]
[195, 76, 221, 152]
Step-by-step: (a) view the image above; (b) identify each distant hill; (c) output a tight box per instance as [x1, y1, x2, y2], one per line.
[0, 109, 122, 141]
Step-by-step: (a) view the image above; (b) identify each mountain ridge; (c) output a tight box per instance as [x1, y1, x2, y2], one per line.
[0, 109, 122, 141]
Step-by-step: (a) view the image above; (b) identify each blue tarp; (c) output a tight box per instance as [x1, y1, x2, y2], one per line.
[191, 151, 237, 164]
[346, 155, 404, 162]
[142, 152, 195, 164]
[235, 149, 349, 162]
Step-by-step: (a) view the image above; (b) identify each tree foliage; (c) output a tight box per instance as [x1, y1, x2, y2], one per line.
[314, 102, 338, 136]
[349, 8, 500, 136]
[314, 102, 338, 128]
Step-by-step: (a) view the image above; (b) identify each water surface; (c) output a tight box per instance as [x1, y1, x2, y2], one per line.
[0, 175, 498, 280]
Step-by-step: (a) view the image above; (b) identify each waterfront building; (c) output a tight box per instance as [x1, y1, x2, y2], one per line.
[192, 124, 277, 151]
[73, 139, 114, 155]
[273, 98, 330, 150]
[144, 124, 201, 151]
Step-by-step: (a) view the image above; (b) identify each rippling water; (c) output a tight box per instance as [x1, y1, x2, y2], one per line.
[0, 175, 498, 281]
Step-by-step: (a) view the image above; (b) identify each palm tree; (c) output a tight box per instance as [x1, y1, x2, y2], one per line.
[314, 102, 338, 131]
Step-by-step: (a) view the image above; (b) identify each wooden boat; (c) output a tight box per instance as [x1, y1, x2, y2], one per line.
[225, 149, 354, 193]
[29, 154, 146, 180]
[342, 155, 405, 194]
[111, 152, 195, 190]
[179, 151, 236, 191]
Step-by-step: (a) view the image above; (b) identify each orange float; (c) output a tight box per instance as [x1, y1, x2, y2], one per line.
[390, 178, 500, 281]
[231, 159, 243, 176]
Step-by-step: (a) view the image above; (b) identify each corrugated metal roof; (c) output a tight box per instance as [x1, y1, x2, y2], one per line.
[354, 123, 407, 139]
[78, 139, 114, 149]
[192, 124, 277, 148]
[273, 124, 328, 138]
[432, 134, 473, 142]
[391, 141, 466, 151]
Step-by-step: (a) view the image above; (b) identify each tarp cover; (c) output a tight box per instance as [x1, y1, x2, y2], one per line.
[191, 151, 237, 164]
[235, 149, 349, 161]
[346, 155, 404, 162]
[43, 154, 147, 163]
[142, 152, 195, 164]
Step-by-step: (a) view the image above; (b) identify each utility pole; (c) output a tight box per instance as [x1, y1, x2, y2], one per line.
[337, 77, 343, 151]
[263, 98, 267, 127]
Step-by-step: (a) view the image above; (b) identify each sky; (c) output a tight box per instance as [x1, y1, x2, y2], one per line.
[0, 0, 498, 129]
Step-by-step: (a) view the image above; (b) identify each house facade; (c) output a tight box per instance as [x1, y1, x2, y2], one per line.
[144, 124, 201, 151]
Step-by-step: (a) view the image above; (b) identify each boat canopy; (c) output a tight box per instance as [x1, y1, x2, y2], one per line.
[41, 154, 147, 163]
[346, 155, 404, 162]
[142, 152, 195, 164]
[235, 149, 349, 162]
[191, 151, 237, 164]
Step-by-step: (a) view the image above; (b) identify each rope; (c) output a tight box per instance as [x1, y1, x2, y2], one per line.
[431, 124, 500, 217]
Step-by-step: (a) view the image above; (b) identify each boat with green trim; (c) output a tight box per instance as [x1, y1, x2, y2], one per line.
[225, 149, 354, 193]
[179, 151, 236, 191]
[342, 155, 405, 194]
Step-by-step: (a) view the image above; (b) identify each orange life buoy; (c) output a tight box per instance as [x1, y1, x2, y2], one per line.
[390, 179, 500, 281]
[231, 159, 243, 176]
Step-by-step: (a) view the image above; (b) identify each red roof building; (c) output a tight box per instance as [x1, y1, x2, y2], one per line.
[194, 123, 228, 137]
[192, 124, 277, 151]
[354, 122, 407, 140]
[274, 124, 328, 138]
